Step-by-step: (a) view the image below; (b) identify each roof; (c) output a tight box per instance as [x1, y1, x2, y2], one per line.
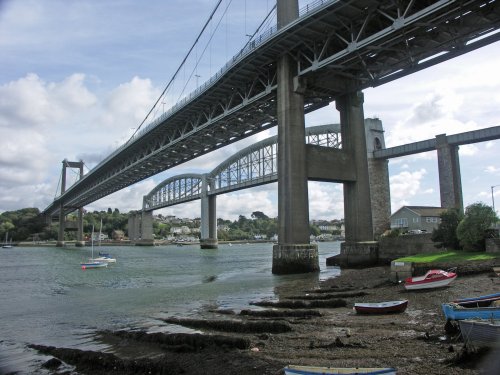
[392, 206, 447, 217]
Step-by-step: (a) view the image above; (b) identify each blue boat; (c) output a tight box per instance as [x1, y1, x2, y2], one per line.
[442, 303, 500, 321]
[283, 366, 396, 375]
[453, 292, 500, 307]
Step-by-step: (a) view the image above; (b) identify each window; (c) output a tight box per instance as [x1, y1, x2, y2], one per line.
[391, 218, 408, 228]
[426, 217, 439, 223]
[413, 217, 419, 223]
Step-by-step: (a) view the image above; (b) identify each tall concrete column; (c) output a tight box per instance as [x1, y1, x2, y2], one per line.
[75, 208, 85, 247]
[127, 213, 137, 241]
[365, 118, 391, 238]
[272, 0, 319, 274]
[75, 162, 85, 247]
[336, 92, 374, 242]
[200, 175, 218, 249]
[138, 210, 154, 246]
[56, 160, 68, 247]
[436, 134, 463, 211]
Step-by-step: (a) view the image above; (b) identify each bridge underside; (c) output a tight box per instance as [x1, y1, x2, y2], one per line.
[44, 0, 500, 219]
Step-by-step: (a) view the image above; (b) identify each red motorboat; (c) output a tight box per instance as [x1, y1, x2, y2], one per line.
[404, 269, 457, 290]
[354, 300, 408, 314]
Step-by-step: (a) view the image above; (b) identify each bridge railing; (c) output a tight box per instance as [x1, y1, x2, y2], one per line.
[94, 1, 337, 175]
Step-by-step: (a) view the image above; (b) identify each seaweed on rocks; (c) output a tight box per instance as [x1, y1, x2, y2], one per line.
[251, 299, 347, 309]
[28, 344, 184, 375]
[286, 291, 369, 300]
[239, 309, 322, 318]
[161, 317, 292, 333]
[99, 330, 251, 350]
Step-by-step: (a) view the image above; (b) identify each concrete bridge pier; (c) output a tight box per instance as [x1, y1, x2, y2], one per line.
[137, 211, 154, 246]
[56, 203, 65, 247]
[436, 134, 463, 211]
[127, 212, 141, 241]
[200, 176, 218, 249]
[272, 0, 319, 274]
[75, 207, 85, 247]
[336, 92, 378, 265]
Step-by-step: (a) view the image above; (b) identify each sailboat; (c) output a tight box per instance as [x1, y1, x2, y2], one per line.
[2, 232, 13, 248]
[81, 225, 107, 269]
[92, 219, 116, 263]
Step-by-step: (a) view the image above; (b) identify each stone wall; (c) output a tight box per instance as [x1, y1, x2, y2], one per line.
[486, 238, 500, 253]
[378, 233, 441, 263]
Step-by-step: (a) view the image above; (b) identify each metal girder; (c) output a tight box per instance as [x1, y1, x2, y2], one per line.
[373, 125, 500, 159]
[44, 0, 500, 217]
[143, 174, 204, 211]
[143, 124, 342, 211]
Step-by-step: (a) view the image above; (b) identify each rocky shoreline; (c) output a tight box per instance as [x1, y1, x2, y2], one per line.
[28, 266, 500, 374]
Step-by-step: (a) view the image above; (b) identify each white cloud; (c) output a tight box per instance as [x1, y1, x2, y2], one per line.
[390, 169, 427, 210]
[308, 181, 344, 220]
[217, 189, 276, 220]
[0, 73, 96, 129]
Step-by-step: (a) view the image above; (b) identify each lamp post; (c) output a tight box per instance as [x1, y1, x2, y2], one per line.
[492, 185, 500, 214]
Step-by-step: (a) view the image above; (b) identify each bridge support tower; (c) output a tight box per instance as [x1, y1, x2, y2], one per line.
[436, 134, 463, 212]
[200, 176, 218, 249]
[127, 210, 154, 246]
[273, 0, 319, 274]
[56, 159, 85, 247]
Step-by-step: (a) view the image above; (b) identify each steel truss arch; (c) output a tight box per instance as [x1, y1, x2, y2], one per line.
[143, 174, 204, 211]
[209, 124, 342, 195]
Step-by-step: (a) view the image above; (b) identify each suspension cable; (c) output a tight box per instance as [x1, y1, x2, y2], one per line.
[126, 0, 224, 144]
[177, 0, 233, 101]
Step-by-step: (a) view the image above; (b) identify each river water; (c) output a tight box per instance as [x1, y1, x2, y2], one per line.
[0, 242, 340, 374]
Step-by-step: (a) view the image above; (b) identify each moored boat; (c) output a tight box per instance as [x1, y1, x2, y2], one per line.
[454, 292, 500, 307]
[81, 261, 108, 270]
[404, 269, 456, 290]
[283, 365, 396, 375]
[354, 300, 408, 314]
[93, 252, 116, 263]
[458, 319, 500, 349]
[442, 303, 500, 321]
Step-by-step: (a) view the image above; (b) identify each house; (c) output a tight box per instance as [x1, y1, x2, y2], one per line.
[390, 206, 447, 233]
[112, 230, 125, 240]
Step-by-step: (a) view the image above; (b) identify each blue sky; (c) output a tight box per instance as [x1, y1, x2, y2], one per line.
[1, 0, 499, 221]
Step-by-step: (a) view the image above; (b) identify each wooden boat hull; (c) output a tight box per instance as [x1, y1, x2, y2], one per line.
[442, 303, 500, 321]
[354, 300, 408, 314]
[459, 319, 500, 349]
[404, 269, 456, 290]
[284, 366, 396, 375]
[454, 292, 500, 307]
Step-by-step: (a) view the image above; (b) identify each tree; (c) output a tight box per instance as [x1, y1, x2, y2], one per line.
[431, 208, 463, 249]
[310, 224, 321, 237]
[251, 211, 269, 220]
[456, 203, 497, 251]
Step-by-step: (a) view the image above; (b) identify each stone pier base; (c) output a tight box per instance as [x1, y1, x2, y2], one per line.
[200, 238, 218, 249]
[56, 241, 65, 247]
[272, 244, 319, 274]
[326, 241, 379, 268]
[75, 241, 86, 247]
[390, 260, 413, 283]
[134, 240, 154, 246]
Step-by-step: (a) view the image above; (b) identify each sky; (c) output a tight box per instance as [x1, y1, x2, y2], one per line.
[0, 0, 499, 221]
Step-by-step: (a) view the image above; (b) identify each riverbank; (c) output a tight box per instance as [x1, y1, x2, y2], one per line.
[27, 266, 500, 374]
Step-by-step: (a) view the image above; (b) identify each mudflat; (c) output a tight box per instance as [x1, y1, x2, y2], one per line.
[30, 266, 500, 374]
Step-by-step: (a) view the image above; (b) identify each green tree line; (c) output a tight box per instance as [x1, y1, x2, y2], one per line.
[1, 208, 334, 243]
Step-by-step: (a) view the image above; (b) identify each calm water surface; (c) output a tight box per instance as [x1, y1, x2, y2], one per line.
[0, 242, 340, 374]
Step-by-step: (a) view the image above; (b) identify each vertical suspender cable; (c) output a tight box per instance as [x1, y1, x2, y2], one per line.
[126, 0, 224, 144]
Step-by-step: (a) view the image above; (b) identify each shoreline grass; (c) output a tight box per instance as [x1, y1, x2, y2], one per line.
[395, 250, 499, 263]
